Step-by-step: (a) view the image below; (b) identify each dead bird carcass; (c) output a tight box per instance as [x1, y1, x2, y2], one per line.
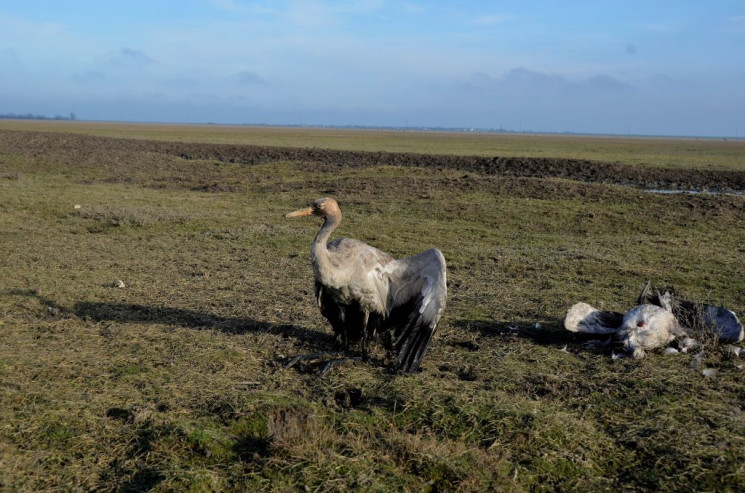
[564, 282, 744, 358]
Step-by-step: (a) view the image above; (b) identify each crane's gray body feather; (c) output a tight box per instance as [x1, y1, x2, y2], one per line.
[290, 198, 447, 373]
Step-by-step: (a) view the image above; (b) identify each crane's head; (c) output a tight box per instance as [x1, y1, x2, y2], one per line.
[285, 197, 340, 219]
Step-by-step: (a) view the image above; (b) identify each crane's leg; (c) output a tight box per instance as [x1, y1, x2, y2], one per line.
[283, 308, 369, 375]
[361, 311, 370, 359]
[340, 309, 348, 349]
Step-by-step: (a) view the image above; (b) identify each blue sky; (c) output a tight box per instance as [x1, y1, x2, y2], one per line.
[1, 1, 743, 136]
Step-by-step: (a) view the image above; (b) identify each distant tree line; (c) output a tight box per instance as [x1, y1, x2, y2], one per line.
[0, 112, 76, 121]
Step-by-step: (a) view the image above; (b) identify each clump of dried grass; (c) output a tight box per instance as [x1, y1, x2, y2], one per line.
[73, 204, 191, 228]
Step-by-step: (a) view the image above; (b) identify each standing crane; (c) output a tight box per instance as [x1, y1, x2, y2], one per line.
[285, 198, 447, 373]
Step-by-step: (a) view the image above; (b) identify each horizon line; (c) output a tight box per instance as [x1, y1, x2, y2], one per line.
[1, 114, 742, 141]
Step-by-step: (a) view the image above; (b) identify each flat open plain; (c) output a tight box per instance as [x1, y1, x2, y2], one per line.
[1, 121, 743, 491]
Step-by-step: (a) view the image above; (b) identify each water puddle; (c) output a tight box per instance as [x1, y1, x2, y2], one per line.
[646, 189, 744, 197]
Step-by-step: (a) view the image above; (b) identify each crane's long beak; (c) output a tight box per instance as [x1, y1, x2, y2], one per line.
[285, 206, 314, 219]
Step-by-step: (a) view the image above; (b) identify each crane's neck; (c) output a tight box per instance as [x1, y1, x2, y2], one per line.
[311, 213, 342, 285]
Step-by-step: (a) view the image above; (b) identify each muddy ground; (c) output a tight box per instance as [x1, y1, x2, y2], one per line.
[3, 129, 745, 192]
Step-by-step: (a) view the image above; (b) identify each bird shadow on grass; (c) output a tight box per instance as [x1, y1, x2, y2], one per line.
[450, 318, 611, 349]
[73, 300, 335, 348]
[5, 288, 333, 350]
[72, 300, 390, 376]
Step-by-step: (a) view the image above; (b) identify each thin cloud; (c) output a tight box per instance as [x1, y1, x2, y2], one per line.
[0, 13, 65, 38]
[0, 48, 24, 69]
[727, 15, 745, 30]
[286, 0, 385, 28]
[286, 1, 335, 28]
[208, 0, 246, 12]
[460, 68, 629, 96]
[229, 71, 267, 85]
[460, 72, 498, 92]
[102, 48, 159, 68]
[471, 13, 513, 26]
[502, 68, 564, 88]
[71, 71, 108, 84]
[639, 21, 678, 33]
[458, 68, 562, 92]
[647, 73, 676, 89]
[402, 2, 425, 14]
[581, 74, 631, 92]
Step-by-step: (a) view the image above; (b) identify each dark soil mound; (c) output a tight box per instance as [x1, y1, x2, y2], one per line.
[3, 129, 744, 192]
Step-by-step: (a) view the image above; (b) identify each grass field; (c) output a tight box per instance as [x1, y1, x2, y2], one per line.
[1, 122, 744, 491]
[2, 119, 744, 170]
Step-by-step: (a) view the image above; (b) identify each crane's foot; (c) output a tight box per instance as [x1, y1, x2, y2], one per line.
[283, 351, 362, 375]
[283, 351, 346, 369]
[320, 356, 362, 375]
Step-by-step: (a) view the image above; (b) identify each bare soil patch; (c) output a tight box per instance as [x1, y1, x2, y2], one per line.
[3, 129, 745, 192]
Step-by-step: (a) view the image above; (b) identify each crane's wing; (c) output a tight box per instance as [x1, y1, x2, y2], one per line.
[383, 248, 447, 372]
[702, 306, 744, 342]
[637, 281, 743, 341]
[564, 302, 624, 334]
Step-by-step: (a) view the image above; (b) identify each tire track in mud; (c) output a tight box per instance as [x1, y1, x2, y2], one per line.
[3, 129, 745, 192]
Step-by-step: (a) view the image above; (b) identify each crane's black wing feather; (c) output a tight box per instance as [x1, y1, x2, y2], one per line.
[383, 248, 447, 372]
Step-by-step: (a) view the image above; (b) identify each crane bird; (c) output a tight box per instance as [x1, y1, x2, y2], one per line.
[285, 197, 447, 373]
